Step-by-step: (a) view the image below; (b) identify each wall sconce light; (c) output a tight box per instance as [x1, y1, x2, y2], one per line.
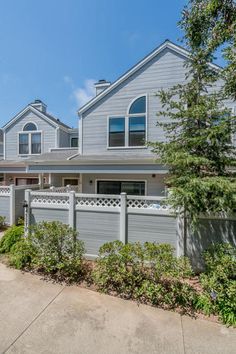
[89, 180, 93, 185]
[152, 174, 156, 178]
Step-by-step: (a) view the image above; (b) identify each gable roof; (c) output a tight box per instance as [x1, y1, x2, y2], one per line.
[42, 110, 71, 130]
[2, 104, 71, 131]
[78, 40, 222, 115]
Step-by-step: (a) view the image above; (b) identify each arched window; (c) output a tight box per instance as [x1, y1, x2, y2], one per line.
[19, 122, 41, 155]
[23, 122, 37, 131]
[128, 96, 146, 115]
[128, 96, 146, 146]
[108, 95, 147, 147]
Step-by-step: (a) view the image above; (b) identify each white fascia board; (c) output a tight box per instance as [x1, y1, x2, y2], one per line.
[2, 105, 70, 132]
[77, 41, 222, 115]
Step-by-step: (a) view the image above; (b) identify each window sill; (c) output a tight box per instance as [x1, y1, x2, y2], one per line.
[18, 153, 42, 157]
[107, 146, 148, 150]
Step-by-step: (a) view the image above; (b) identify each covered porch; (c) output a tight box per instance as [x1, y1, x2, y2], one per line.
[26, 154, 169, 196]
[0, 161, 50, 187]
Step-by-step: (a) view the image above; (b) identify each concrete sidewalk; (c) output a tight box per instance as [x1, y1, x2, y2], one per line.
[0, 263, 235, 354]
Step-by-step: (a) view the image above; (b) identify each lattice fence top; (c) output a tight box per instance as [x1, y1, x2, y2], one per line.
[43, 185, 81, 193]
[127, 198, 170, 210]
[76, 196, 121, 208]
[31, 194, 69, 207]
[0, 186, 11, 195]
[29, 191, 169, 211]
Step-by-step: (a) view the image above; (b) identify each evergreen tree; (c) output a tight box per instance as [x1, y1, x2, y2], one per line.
[151, 1, 236, 223]
[182, 0, 236, 99]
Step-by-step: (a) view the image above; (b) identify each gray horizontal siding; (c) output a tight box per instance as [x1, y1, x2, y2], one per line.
[59, 129, 70, 148]
[5, 109, 56, 160]
[128, 213, 177, 251]
[82, 49, 188, 156]
[0, 196, 10, 223]
[50, 173, 81, 187]
[82, 47, 235, 157]
[76, 210, 120, 255]
[30, 208, 68, 224]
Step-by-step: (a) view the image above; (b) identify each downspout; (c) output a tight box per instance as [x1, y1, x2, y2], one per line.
[79, 113, 83, 155]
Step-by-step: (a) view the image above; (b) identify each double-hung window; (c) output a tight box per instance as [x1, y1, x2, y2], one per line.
[19, 134, 29, 154]
[108, 95, 146, 148]
[109, 117, 125, 147]
[19, 122, 42, 155]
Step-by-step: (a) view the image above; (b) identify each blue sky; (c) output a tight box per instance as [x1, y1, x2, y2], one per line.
[0, 0, 223, 128]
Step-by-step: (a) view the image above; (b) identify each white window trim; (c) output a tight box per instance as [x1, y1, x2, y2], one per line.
[107, 94, 148, 149]
[23, 121, 38, 131]
[18, 130, 43, 156]
[95, 178, 147, 195]
[62, 177, 80, 186]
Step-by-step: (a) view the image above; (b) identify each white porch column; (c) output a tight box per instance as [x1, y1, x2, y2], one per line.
[79, 174, 82, 193]
[38, 173, 44, 189]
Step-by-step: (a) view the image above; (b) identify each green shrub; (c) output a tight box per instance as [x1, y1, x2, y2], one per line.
[93, 240, 196, 311]
[203, 243, 236, 280]
[143, 242, 193, 280]
[196, 243, 236, 327]
[92, 241, 145, 297]
[9, 239, 35, 269]
[29, 221, 85, 281]
[0, 225, 24, 253]
[17, 217, 24, 226]
[0, 216, 6, 229]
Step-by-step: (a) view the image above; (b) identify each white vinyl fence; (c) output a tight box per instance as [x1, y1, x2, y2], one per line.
[24, 189, 236, 269]
[0, 184, 49, 225]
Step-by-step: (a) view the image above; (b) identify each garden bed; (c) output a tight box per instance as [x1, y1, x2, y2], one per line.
[0, 221, 235, 327]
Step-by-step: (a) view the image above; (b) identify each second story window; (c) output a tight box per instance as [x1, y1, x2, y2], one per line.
[19, 122, 41, 155]
[108, 95, 147, 148]
[109, 117, 125, 147]
[71, 137, 78, 147]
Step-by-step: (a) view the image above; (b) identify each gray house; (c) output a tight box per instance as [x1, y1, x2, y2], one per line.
[27, 40, 236, 195]
[1, 40, 235, 195]
[0, 100, 79, 187]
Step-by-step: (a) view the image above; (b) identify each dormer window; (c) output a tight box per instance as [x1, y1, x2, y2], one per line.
[19, 122, 42, 155]
[108, 95, 147, 148]
[23, 122, 37, 131]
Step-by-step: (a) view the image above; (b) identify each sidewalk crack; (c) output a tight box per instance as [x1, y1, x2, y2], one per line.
[2, 286, 65, 354]
[180, 315, 186, 354]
